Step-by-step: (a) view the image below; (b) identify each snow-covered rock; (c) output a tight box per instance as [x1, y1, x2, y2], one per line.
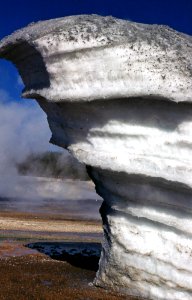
[1, 15, 192, 300]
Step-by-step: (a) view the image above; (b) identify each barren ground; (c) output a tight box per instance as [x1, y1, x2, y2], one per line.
[0, 179, 138, 300]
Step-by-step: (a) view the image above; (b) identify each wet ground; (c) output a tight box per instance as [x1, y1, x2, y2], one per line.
[0, 177, 138, 300]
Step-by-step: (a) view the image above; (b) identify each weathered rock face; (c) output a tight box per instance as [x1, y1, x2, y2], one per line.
[0, 15, 192, 300]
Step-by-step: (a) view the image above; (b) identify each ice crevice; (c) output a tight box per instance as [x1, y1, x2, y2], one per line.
[0, 14, 192, 300]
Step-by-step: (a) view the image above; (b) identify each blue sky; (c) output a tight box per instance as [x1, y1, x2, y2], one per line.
[1, 0, 192, 39]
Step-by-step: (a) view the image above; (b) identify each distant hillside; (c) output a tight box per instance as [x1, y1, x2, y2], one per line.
[17, 151, 90, 181]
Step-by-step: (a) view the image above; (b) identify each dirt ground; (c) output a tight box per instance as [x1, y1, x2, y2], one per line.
[0, 180, 139, 300]
[0, 252, 131, 300]
[0, 215, 102, 234]
[0, 214, 137, 300]
[0, 237, 139, 300]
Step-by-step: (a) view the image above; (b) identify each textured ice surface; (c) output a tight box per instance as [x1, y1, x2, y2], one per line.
[0, 15, 192, 103]
[0, 15, 192, 300]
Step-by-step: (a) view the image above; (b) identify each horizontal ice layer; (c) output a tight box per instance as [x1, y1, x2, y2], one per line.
[0, 15, 192, 103]
[88, 168, 192, 300]
[38, 97, 192, 299]
[38, 98, 192, 188]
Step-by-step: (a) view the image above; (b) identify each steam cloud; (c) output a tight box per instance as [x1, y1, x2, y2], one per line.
[0, 89, 90, 201]
[0, 90, 53, 175]
[0, 89, 58, 199]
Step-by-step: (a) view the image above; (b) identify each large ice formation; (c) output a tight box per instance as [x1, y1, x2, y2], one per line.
[0, 15, 192, 300]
